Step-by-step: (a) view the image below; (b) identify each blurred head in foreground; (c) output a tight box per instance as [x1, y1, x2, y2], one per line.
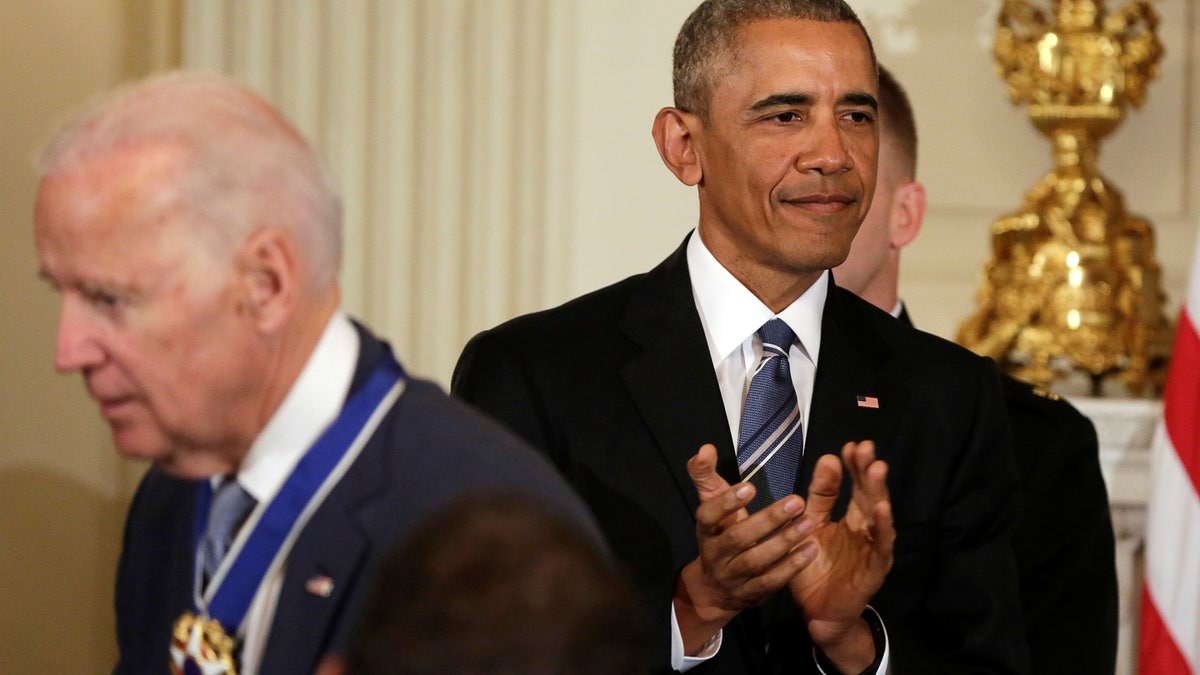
[330, 493, 646, 674]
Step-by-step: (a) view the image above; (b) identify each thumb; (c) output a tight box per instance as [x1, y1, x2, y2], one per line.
[805, 451, 843, 523]
[687, 443, 732, 501]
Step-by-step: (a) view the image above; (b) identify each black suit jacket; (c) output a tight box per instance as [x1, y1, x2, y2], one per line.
[897, 305, 1119, 674]
[1004, 377, 1118, 674]
[113, 324, 596, 674]
[454, 238, 1031, 674]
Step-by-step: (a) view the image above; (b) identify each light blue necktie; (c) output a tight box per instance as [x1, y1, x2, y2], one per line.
[201, 478, 256, 585]
[737, 319, 804, 513]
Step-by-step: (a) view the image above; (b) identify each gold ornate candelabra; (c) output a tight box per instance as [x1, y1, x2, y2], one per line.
[957, 0, 1171, 395]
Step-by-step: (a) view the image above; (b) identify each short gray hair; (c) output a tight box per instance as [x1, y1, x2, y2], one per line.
[673, 0, 877, 122]
[38, 71, 343, 291]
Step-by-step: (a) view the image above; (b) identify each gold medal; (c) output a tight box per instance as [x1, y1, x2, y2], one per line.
[170, 611, 239, 675]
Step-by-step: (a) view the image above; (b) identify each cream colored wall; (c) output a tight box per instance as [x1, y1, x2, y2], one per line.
[0, 1, 176, 672]
[564, 0, 700, 295]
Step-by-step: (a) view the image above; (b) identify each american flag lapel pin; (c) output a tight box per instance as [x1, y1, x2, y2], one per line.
[306, 575, 335, 598]
[856, 395, 879, 409]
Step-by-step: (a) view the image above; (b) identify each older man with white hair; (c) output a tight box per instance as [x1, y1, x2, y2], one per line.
[34, 71, 595, 675]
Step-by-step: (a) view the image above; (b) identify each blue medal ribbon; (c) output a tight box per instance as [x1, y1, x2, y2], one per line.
[189, 347, 405, 633]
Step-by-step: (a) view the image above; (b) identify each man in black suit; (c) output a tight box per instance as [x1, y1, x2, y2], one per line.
[454, 1, 1030, 672]
[834, 65, 1119, 674]
[34, 72, 594, 675]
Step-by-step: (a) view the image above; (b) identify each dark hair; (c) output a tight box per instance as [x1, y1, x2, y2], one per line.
[673, 0, 877, 121]
[877, 65, 918, 178]
[345, 493, 646, 674]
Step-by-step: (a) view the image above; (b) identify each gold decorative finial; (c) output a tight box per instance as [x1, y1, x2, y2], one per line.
[957, 0, 1170, 396]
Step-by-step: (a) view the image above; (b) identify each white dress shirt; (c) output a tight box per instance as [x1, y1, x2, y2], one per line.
[687, 231, 825, 448]
[670, 232, 889, 674]
[208, 311, 359, 675]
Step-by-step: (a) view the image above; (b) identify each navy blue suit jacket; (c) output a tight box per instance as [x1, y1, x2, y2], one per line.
[453, 237, 1032, 674]
[113, 324, 595, 674]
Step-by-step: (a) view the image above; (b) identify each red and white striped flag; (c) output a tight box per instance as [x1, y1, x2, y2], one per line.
[1142, 231, 1200, 674]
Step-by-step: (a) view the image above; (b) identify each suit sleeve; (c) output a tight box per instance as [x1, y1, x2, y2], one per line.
[1008, 391, 1118, 673]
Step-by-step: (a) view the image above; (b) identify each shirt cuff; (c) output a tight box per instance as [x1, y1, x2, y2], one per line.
[669, 601, 722, 671]
[813, 605, 890, 675]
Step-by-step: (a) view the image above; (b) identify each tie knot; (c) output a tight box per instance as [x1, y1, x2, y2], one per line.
[207, 479, 256, 543]
[202, 478, 257, 583]
[757, 319, 795, 356]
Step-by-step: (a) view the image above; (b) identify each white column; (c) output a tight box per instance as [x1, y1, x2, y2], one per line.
[181, 0, 573, 383]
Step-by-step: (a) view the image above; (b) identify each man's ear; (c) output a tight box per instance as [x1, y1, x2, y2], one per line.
[889, 180, 926, 250]
[236, 228, 298, 333]
[652, 107, 703, 186]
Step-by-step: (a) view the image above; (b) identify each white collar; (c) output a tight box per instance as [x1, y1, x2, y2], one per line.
[687, 231, 826, 366]
[232, 311, 360, 504]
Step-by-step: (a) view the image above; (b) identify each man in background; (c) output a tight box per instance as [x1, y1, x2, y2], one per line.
[834, 65, 1119, 674]
[34, 71, 595, 675]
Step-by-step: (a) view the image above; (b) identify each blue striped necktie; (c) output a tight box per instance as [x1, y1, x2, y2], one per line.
[737, 319, 804, 513]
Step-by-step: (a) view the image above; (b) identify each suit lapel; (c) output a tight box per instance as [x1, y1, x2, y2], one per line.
[257, 328, 393, 673]
[618, 237, 736, 515]
[802, 286, 903, 518]
[262, 491, 374, 673]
